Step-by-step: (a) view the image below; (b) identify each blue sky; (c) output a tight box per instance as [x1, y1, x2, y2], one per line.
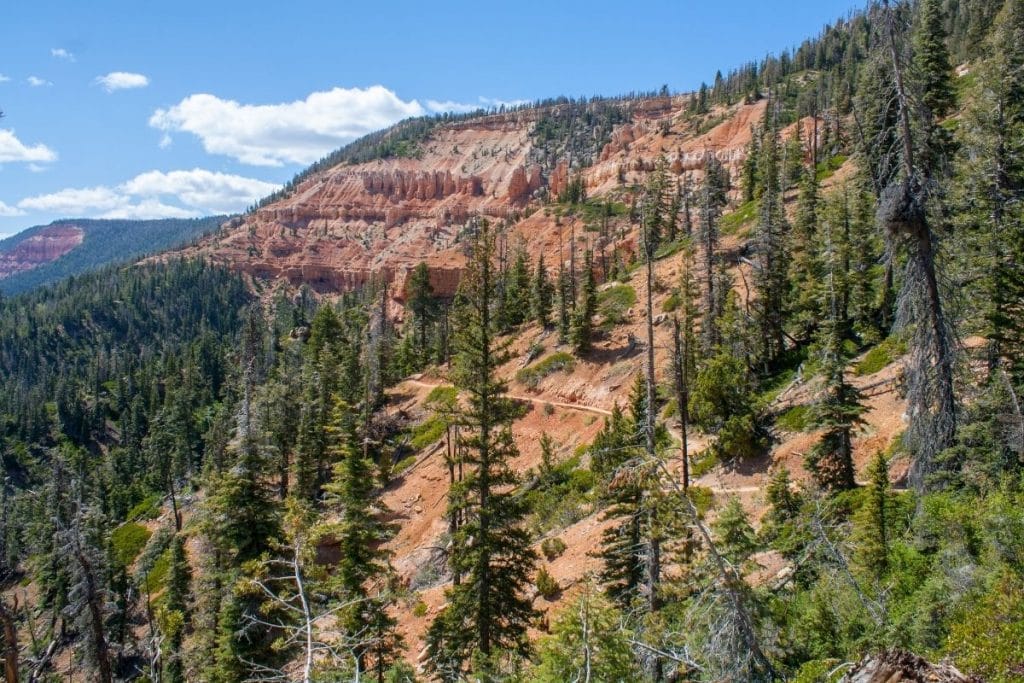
[0, 0, 860, 237]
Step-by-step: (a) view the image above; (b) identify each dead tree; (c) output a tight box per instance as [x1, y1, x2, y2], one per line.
[877, 0, 958, 488]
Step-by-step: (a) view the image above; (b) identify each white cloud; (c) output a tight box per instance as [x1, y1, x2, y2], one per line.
[0, 74, 10, 83]
[426, 96, 530, 114]
[51, 48, 74, 61]
[0, 129, 57, 163]
[149, 85, 427, 166]
[17, 168, 278, 219]
[426, 100, 483, 115]
[0, 200, 25, 217]
[27, 76, 52, 87]
[95, 71, 150, 92]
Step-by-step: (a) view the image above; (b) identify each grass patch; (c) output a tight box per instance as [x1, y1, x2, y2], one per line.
[425, 385, 457, 405]
[394, 454, 418, 474]
[687, 486, 714, 516]
[111, 522, 151, 568]
[598, 284, 637, 326]
[815, 154, 848, 182]
[654, 238, 690, 260]
[410, 414, 448, 451]
[524, 455, 595, 537]
[516, 352, 576, 389]
[854, 336, 907, 376]
[776, 404, 813, 433]
[721, 200, 758, 235]
[690, 451, 719, 479]
[126, 494, 162, 522]
[143, 549, 171, 594]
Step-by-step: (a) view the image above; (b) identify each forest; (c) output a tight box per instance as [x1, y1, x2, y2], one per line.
[1, 0, 1024, 681]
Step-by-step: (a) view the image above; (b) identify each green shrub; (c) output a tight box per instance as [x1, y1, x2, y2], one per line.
[721, 199, 758, 235]
[394, 455, 418, 474]
[410, 414, 447, 450]
[541, 537, 568, 561]
[111, 522, 152, 568]
[661, 291, 681, 313]
[855, 336, 907, 375]
[126, 494, 162, 522]
[815, 154, 848, 181]
[517, 352, 576, 388]
[777, 404, 812, 433]
[535, 566, 560, 599]
[425, 385, 457, 405]
[598, 285, 637, 326]
[144, 549, 171, 593]
[413, 600, 429, 618]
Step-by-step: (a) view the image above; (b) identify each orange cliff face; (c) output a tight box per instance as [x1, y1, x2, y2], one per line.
[0, 224, 85, 279]
[180, 97, 777, 304]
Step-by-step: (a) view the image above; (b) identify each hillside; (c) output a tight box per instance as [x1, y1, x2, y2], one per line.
[0, 216, 226, 294]
[2, 1, 1024, 682]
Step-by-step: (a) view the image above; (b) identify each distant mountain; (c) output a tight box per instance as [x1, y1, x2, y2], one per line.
[0, 216, 227, 294]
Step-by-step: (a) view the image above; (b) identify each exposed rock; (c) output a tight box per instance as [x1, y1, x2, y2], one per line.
[0, 225, 85, 279]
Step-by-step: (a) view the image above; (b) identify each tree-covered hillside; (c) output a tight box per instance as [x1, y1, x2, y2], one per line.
[2, 0, 1024, 681]
[0, 216, 227, 295]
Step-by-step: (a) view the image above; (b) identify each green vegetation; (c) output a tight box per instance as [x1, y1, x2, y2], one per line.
[721, 199, 758, 234]
[814, 154, 848, 181]
[410, 413, 448, 450]
[111, 522, 152, 568]
[0, 216, 226, 295]
[516, 352, 576, 388]
[776, 404, 813, 432]
[854, 336, 908, 375]
[598, 284, 637, 326]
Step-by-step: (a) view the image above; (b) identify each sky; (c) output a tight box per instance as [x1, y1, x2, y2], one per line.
[0, 0, 861, 238]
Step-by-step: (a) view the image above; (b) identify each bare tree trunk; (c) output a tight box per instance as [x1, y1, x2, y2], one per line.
[0, 599, 18, 683]
[72, 548, 112, 683]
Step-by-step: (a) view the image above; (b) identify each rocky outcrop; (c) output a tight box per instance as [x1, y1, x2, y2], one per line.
[0, 225, 84, 279]
[181, 96, 766, 307]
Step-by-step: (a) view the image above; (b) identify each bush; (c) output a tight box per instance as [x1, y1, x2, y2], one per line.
[111, 522, 152, 568]
[410, 414, 447, 450]
[394, 455, 418, 474]
[425, 385, 457, 405]
[535, 566, 560, 599]
[517, 352, 576, 388]
[413, 600, 429, 618]
[776, 404, 812, 432]
[855, 336, 907, 375]
[598, 285, 637, 326]
[126, 494, 162, 521]
[541, 537, 568, 561]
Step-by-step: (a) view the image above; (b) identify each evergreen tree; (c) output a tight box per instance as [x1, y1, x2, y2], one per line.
[505, 245, 532, 329]
[425, 221, 537, 680]
[956, 0, 1024, 381]
[854, 452, 891, 579]
[320, 399, 400, 680]
[407, 261, 437, 357]
[698, 156, 730, 352]
[569, 250, 597, 354]
[913, 0, 955, 121]
[753, 108, 790, 367]
[530, 253, 555, 328]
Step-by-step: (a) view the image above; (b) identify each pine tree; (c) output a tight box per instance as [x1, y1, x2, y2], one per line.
[914, 0, 955, 121]
[531, 253, 555, 328]
[788, 164, 822, 341]
[569, 250, 597, 354]
[753, 108, 790, 367]
[854, 452, 891, 579]
[806, 250, 866, 490]
[407, 261, 437, 356]
[162, 534, 191, 683]
[957, 0, 1024, 381]
[426, 221, 537, 680]
[713, 497, 757, 566]
[699, 156, 730, 352]
[505, 245, 532, 328]
[320, 399, 400, 680]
